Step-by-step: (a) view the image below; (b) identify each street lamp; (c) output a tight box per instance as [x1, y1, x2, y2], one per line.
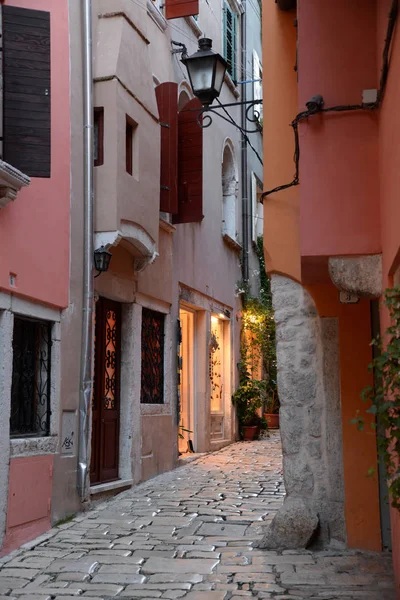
[181, 38, 227, 107]
[94, 245, 112, 277]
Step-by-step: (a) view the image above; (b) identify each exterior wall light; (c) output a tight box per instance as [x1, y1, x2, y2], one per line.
[306, 94, 324, 114]
[172, 38, 263, 148]
[181, 38, 227, 107]
[94, 245, 112, 277]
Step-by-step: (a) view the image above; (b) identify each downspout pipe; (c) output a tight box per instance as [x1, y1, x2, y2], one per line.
[77, 0, 94, 501]
[240, 0, 249, 283]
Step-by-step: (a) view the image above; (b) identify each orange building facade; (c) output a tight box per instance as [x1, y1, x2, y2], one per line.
[263, 0, 400, 592]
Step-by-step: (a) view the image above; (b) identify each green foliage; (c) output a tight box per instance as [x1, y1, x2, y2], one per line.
[232, 361, 266, 427]
[232, 236, 279, 430]
[356, 286, 400, 509]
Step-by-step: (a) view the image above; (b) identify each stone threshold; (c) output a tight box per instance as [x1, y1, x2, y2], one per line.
[90, 478, 133, 495]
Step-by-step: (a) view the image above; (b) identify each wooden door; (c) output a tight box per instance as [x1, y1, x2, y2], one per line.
[90, 298, 121, 485]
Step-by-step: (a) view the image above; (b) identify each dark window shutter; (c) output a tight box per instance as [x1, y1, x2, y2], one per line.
[3, 6, 51, 178]
[172, 98, 203, 225]
[165, 0, 199, 20]
[155, 82, 178, 214]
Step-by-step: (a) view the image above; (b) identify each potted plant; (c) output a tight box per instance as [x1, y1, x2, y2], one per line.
[263, 390, 280, 429]
[232, 369, 267, 440]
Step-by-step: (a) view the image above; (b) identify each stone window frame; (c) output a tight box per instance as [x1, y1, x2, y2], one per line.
[136, 294, 173, 417]
[0, 292, 61, 459]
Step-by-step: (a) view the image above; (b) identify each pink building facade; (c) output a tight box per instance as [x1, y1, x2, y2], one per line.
[0, 0, 70, 554]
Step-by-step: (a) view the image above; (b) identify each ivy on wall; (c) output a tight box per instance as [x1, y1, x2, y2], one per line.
[352, 287, 400, 509]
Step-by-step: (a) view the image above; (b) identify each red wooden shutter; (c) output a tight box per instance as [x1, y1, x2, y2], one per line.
[3, 6, 51, 178]
[173, 98, 204, 224]
[155, 82, 178, 214]
[165, 0, 199, 19]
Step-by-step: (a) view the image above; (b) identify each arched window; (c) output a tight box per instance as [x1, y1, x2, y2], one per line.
[222, 142, 238, 241]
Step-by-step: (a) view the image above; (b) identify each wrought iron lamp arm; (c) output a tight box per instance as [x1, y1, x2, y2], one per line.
[196, 98, 263, 135]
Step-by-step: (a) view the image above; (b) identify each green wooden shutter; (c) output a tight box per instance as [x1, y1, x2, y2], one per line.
[223, 3, 237, 80]
[3, 6, 51, 178]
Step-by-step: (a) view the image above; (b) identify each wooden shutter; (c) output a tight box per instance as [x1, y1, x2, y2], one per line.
[3, 6, 51, 178]
[155, 82, 178, 214]
[172, 98, 203, 224]
[165, 0, 199, 20]
[223, 2, 237, 80]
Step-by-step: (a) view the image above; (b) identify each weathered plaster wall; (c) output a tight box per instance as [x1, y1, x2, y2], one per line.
[298, 0, 380, 259]
[260, 275, 346, 548]
[0, 0, 70, 309]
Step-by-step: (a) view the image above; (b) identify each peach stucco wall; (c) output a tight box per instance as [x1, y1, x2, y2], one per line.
[298, 0, 381, 259]
[0, 0, 70, 309]
[262, 1, 300, 282]
[307, 284, 381, 551]
[378, 0, 400, 591]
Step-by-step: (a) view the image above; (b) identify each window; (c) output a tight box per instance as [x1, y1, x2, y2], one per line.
[10, 316, 52, 437]
[94, 107, 104, 167]
[126, 115, 138, 177]
[223, 2, 238, 80]
[141, 308, 165, 404]
[2, 6, 51, 178]
[222, 143, 238, 241]
[251, 173, 263, 242]
[253, 51, 263, 123]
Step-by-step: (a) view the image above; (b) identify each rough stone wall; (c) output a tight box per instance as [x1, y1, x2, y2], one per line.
[259, 275, 346, 549]
[328, 255, 382, 298]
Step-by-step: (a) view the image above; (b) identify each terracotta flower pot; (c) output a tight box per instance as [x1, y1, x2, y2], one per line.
[264, 413, 280, 429]
[242, 425, 260, 440]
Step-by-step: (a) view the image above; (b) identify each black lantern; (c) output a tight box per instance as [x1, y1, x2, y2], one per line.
[94, 245, 112, 276]
[181, 38, 227, 107]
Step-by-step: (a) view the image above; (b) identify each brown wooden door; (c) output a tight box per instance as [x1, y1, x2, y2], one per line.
[90, 298, 121, 485]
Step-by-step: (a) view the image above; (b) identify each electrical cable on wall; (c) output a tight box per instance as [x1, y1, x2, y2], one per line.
[261, 0, 398, 201]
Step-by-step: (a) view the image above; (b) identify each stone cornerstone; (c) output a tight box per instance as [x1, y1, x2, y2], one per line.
[259, 275, 346, 549]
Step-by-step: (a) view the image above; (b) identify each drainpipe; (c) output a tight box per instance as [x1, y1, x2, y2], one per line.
[77, 0, 94, 501]
[240, 0, 249, 283]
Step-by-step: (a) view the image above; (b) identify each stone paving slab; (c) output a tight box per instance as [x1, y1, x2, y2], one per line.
[0, 433, 396, 599]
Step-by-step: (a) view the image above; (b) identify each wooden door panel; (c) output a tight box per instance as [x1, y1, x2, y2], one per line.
[91, 298, 121, 485]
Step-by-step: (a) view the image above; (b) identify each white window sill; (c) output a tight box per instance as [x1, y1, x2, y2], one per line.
[0, 160, 30, 209]
[10, 435, 58, 458]
[224, 73, 240, 99]
[223, 232, 242, 253]
[147, 0, 167, 31]
[185, 16, 202, 37]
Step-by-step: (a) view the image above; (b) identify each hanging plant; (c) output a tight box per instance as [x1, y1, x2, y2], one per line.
[352, 286, 400, 509]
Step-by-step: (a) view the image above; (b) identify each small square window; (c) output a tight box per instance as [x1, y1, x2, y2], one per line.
[94, 107, 104, 167]
[141, 308, 165, 404]
[10, 316, 52, 437]
[126, 115, 138, 177]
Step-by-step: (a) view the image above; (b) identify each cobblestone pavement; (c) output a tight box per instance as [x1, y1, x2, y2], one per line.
[0, 432, 395, 599]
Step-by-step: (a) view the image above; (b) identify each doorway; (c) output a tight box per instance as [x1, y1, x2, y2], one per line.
[90, 298, 121, 485]
[178, 308, 195, 454]
[210, 315, 225, 441]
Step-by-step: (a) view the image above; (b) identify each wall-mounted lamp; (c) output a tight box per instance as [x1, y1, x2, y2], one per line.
[181, 38, 227, 107]
[306, 94, 324, 114]
[94, 245, 112, 278]
[172, 38, 263, 145]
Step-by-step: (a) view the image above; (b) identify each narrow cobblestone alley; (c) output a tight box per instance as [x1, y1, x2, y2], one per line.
[0, 433, 395, 600]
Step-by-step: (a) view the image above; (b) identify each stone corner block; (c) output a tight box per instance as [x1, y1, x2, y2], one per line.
[257, 497, 319, 550]
[328, 255, 382, 298]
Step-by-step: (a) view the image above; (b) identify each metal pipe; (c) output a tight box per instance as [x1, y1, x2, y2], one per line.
[240, 1, 249, 283]
[77, 0, 94, 501]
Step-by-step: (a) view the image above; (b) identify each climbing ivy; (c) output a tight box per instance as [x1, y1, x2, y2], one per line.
[352, 286, 400, 509]
[236, 236, 278, 413]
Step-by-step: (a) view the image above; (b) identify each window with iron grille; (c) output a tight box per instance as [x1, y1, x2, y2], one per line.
[141, 308, 165, 404]
[10, 316, 52, 437]
[223, 2, 237, 80]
